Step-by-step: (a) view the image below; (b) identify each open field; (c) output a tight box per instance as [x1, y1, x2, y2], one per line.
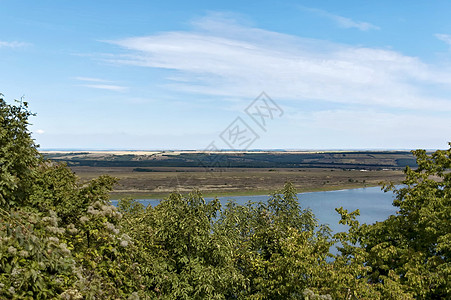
[42, 150, 413, 199]
[70, 166, 405, 199]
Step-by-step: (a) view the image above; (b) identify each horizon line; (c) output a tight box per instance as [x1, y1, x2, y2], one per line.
[38, 148, 436, 152]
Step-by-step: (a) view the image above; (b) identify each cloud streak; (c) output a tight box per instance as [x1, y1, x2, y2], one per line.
[74, 77, 127, 91]
[80, 84, 127, 91]
[0, 41, 30, 48]
[105, 15, 451, 112]
[435, 33, 451, 48]
[300, 7, 380, 31]
[73, 76, 112, 83]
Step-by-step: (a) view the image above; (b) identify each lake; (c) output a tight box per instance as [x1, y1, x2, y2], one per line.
[111, 186, 398, 233]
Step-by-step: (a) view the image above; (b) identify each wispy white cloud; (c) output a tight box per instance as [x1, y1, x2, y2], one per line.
[73, 76, 112, 83]
[300, 7, 380, 31]
[435, 33, 451, 47]
[80, 84, 127, 92]
[0, 41, 30, 48]
[104, 14, 451, 112]
[74, 77, 127, 91]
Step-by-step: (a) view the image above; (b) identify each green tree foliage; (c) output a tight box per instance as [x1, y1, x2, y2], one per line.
[0, 209, 77, 298]
[0, 96, 133, 298]
[0, 94, 40, 208]
[212, 185, 335, 299]
[1, 95, 450, 298]
[341, 145, 451, 299]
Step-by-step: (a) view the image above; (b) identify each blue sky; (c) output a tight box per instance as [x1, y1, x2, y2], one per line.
[1, 0, 451, 150]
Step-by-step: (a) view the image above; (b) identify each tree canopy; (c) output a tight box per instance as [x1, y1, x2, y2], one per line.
[0, 94, 450, 299]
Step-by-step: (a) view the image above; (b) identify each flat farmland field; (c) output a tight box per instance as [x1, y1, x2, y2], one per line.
[43, 150, 414, 199]
[69, 166, 405, 199]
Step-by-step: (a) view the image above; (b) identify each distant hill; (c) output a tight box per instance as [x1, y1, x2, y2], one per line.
[42, 150, 417, 170]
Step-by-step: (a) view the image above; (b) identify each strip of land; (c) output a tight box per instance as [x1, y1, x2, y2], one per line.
[42, 150, 411, 199]
[72, 166, 405, 199]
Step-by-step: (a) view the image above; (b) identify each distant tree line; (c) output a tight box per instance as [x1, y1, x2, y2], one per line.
[44, 151, 418, 169]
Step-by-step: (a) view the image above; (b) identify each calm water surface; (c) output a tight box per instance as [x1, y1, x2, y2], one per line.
[111, 186, 397, 233]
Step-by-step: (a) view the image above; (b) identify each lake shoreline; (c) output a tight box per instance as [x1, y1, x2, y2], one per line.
[109, 183, 386, 200]
[110, 186, 397, 238]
